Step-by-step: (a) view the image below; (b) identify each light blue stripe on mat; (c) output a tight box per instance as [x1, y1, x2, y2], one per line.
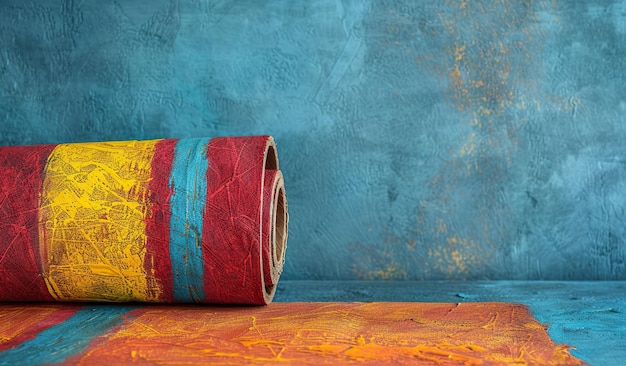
[0, 306, 131, 365]
[169, 138, 209, 302]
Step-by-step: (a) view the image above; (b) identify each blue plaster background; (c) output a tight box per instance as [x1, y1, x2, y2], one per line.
[1, 0, 624, 281]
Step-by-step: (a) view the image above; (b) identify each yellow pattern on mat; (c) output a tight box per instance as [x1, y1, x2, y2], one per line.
[39, 140, 159, 302]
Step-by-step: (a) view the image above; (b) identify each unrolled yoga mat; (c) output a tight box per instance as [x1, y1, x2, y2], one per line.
[0, 302, 581, 365]
[0, 136, 287, 305]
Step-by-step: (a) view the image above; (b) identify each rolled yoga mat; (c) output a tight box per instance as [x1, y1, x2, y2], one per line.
[0, 136, 288, 305]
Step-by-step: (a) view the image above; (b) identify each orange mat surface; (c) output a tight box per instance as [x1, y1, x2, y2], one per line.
[0, 302, 580, 365]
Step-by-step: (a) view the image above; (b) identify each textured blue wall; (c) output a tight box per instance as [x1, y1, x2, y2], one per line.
[1, 0, 624, 280]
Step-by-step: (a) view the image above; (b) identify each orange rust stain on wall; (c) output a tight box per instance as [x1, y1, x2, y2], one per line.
[415, 2, 556, 280]
[351, 230, 409, 281]
[67, 302, 581, 365]
[358, 262, 407, 280]
[426, 216, 486, 279]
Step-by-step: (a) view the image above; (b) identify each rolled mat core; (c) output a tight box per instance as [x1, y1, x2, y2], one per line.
[0, 135, 287, 305]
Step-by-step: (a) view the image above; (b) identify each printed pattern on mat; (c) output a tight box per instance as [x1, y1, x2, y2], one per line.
[169, 138, 209, 302]
[0, 136, 279, 305]
[39, 141, 160, 302]
[0, 305, 131, 365]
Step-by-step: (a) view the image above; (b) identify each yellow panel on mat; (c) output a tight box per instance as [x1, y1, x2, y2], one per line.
[39, 140, 159, 302]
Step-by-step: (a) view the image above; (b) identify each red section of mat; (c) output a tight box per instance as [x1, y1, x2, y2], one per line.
[144, 139, 176, 302]
[13, 302, 577, 365]
[0, 145, 56, 301]
[203, 136, 271, 304]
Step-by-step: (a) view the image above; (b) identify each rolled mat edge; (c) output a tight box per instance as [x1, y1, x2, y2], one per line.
[0, 136, 288, 305]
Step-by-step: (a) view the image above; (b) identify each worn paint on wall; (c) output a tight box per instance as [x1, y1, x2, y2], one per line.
[0, 0, 624, 280]
[0, 302, 582, 365]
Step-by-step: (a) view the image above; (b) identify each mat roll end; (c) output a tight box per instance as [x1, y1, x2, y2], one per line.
[0, 135, 289, 305]
[204, 135, 289, 305]
[262, 168, 288, 304]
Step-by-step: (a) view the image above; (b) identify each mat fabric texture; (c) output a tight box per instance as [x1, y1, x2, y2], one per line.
[0, 302, 581, 365]
[0, 136, 287, 305]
